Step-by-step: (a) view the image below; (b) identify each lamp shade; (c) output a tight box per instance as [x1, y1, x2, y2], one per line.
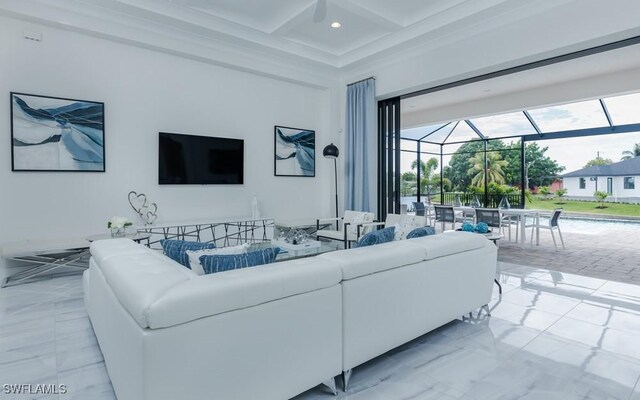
[323, 143, 339, 159]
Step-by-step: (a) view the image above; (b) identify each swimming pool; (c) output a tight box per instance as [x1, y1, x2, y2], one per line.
[537, 216, 640, 234]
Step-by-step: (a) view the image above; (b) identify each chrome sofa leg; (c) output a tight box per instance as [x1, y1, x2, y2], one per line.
[342, 369, 352, 391]
[322, 377, 337, 396]
[482, 304, 491, 316]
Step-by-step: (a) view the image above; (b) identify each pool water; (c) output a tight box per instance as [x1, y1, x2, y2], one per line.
[536, 216, 640, 235]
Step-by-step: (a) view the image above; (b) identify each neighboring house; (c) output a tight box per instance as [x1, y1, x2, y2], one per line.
[550, 179, 563, 192]
[562, 157, 640, 203]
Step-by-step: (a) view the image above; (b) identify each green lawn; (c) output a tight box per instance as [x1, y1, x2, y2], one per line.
[527, 196, 640, 217]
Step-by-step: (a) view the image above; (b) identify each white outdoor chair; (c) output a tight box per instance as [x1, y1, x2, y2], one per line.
[529, 208, 565, 250]
[316, 210, 375, 249]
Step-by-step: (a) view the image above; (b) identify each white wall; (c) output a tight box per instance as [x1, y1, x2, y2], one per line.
[0, 16, 336, 281]
[565, 176, 640, 202]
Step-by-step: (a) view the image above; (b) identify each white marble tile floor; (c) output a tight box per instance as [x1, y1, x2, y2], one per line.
[2, 263, 640, 399]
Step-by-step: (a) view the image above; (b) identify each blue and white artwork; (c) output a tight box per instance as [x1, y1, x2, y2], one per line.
[274, 126, 315, 177]
[11, 93, 105, 172]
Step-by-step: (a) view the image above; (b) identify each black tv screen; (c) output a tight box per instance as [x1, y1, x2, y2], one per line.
[159, 132, 244, 184]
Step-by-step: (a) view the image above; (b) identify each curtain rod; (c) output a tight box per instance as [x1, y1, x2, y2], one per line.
[347, 76, 376, 86]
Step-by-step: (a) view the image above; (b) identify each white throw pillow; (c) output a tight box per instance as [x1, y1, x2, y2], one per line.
[186, 243, 250, 275]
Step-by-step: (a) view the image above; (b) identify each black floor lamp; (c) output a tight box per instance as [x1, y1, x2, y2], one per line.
[323, 143, 339, 230]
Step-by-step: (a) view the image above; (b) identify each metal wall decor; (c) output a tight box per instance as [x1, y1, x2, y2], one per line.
[128, 191, 158, 225]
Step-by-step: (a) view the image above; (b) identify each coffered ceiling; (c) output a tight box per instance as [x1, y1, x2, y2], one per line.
[16, 0, 516, 67]
[3, 0, 640, 91]
[161, 0, 472, 58]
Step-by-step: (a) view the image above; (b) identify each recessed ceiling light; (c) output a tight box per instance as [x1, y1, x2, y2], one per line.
[331, 21, 342, 29]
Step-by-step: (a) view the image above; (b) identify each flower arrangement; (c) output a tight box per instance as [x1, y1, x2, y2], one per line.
[108, 216, 132, 237]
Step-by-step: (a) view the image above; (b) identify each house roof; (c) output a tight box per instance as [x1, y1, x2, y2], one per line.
[563, 156, 640, 178]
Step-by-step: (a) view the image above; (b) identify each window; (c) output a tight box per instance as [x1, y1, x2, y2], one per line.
[579, 178, 586, 189]
[624, 177, 635, 190]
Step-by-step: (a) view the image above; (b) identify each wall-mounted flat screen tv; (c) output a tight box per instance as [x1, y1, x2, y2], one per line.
[159, 132, 244, 185]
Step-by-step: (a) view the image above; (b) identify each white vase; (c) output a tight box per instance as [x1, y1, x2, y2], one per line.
[251, 195, 260, 218]
[110, 227, 126, 237]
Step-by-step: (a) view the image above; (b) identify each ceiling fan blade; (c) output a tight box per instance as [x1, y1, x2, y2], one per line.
[313, 0, 327, 22]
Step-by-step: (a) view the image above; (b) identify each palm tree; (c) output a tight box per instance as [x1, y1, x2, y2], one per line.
[621, 143, 640, 160]
[411, 158, 439, 196]
[468, 152, 508, 187]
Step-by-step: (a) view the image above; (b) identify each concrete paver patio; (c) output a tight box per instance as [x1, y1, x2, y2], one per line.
[497, 225, 640, 285]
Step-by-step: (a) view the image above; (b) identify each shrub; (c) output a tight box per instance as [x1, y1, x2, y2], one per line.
[538, 186, 550, 197]
[594, 191, 608, 208]
[555, 188, 568, 203]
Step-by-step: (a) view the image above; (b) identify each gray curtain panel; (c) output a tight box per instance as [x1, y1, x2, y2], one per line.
[345, 78, 376, 212]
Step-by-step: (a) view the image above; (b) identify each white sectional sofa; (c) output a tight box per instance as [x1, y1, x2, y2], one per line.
[84, 231, 497, 400]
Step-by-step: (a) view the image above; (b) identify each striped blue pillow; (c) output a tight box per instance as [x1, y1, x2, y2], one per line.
[160, 239, 215, 268]
[200, 247, 281, 274]
[355, 226, 395, 248]
[406, 226, 436, 239]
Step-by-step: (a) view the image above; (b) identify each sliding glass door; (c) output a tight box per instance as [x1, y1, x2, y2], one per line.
[377, 97, 401, 219]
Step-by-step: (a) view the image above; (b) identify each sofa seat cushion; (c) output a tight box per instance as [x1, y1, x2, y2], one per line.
[404, 231, 490, 260]
[146, 256, 342, 329]
[91, 240, 197, 328]
[318, 240, 425, 280]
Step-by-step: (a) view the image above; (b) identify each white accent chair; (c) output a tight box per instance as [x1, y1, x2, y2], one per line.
[360, 213, 428, 240]
[316, 210, 375, 249]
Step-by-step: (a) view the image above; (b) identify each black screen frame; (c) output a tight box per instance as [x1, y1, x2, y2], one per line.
[158, 132, 244, 185]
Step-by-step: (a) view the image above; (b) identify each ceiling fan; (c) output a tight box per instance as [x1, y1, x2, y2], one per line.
[313, 0, 327, 22]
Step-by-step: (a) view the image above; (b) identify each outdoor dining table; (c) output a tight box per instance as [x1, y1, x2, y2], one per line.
[452, 206, 544, 246]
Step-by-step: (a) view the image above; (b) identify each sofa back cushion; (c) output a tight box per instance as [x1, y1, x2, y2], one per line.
[199, 247, 281, 274]
[355, 226, 395, 248]
[319, 240, 425, 280]
[160, 240, 215, 268]
[146, 256, 342, 329]
[403, 231, 490, 260]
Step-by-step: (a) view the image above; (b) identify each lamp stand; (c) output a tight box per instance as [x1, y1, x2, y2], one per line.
[333, 158, 339, 230]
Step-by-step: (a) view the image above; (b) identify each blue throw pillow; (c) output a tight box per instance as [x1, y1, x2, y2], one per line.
[161, 239, 215, 268]
[200, 247, 281, 274]
[406, 226, 436, 239]
[355, 226, 395, 248]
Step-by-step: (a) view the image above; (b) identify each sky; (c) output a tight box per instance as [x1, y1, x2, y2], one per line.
[400, 93, 640, 175]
